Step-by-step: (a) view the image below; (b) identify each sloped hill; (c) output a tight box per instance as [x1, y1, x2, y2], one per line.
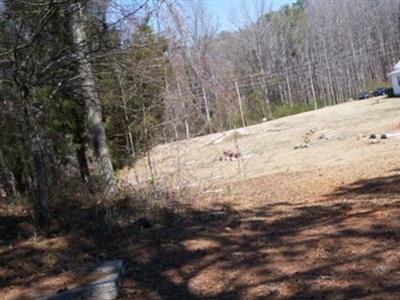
[123, 97, 400, 188]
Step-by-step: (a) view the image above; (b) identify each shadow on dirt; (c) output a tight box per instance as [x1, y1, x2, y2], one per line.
[1, 175, 400, 299]
[114, 197, 400, 299]
[328, 172, 400, 200]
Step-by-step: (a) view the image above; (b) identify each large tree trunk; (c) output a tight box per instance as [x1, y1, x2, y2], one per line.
[0, 149, 17, 201]
[69, 1, 116, 194]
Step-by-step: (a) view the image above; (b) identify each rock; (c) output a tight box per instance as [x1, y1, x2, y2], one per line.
[369, 139, 380, 144]
[369, 134, 377, 139]
[381, 132, 400, 139]
[41, 260, 124, 300]
[294, 144, 309, 150]
[318, 130, 344, 141]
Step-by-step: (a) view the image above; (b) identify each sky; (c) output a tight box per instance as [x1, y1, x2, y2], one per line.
[112, 0, 297, 33]
[202, 0, 296, 32]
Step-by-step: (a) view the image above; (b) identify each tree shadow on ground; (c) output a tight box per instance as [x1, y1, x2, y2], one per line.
[112, 198, 400, 299]
[328, 172, 400, 200]
[1, 176, 400, 299]
[0, 214, 33, 244]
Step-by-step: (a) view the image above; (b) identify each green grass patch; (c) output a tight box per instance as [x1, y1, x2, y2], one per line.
[271, 103, 315, 119]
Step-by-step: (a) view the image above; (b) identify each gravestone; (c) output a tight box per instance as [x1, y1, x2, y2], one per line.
[40, 260, 124, 300]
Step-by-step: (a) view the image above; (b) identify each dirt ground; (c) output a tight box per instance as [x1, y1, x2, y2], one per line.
[1, 97, 400, 299]
[117, 155, 400, 299]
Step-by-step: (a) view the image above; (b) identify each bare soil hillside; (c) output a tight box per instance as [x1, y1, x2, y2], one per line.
[123, 97, 400, 190]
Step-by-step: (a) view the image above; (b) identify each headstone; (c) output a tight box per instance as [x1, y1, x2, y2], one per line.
[40, 260, 124, 300]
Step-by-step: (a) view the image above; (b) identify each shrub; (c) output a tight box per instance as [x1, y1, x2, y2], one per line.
[271, 102, 315, 119]
[386, 88, 394, 97]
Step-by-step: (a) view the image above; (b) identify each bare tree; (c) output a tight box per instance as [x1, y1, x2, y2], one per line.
[69, 1, 117, 193]
[0, 148, 17, 201]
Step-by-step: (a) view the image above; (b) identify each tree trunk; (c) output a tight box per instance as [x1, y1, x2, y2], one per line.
[21, 95, 50, 224]
[234, 80, 246, 127]
[72, 102, 91, 183]
[0, 149, 17, 201]
[201, 83, 212, 133]
[75, 126, 91, 183]
[69, 1, 116, 194]
[31, 141, 50, 222]
[305, 36, 317, 110]
[258, 77, 272, 119]
[284, 66, 293, 107]
[116, 66, 136, 158]
[76, 145, 90, 183]
[177, 82, 190, 139]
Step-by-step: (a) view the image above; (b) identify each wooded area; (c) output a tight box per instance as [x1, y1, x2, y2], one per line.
[0, 0, 399, 224]
[2, 1, 400, 299]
